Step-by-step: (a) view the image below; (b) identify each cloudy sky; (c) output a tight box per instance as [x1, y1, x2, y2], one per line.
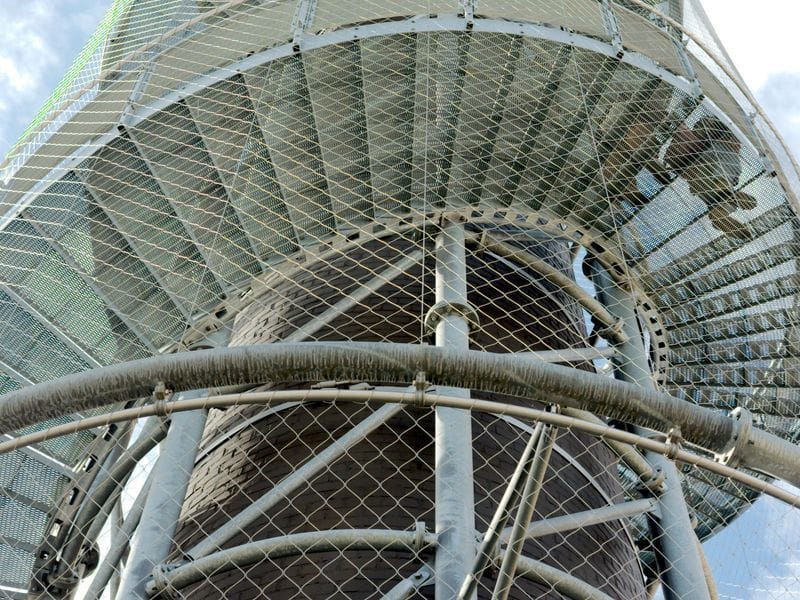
[0, 1, 798, 599]
[701, 0, 800, 160]
[0, 1, 797, 161]
[0, 0, 108, 156]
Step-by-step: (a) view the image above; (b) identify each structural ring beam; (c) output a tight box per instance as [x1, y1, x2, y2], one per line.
[0, 342, 798, 487]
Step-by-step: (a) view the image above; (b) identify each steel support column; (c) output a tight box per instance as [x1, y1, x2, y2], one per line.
[431, 218, 476, 599]
[116, 390, 209, 599]
[84, 476, 153, 600]
[591, 263, 711, 600]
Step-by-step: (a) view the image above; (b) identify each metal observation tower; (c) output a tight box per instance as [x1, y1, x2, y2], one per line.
[0, 1, 799, 598]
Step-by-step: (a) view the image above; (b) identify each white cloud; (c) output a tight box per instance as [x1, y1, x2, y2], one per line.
[756, 73, 800, 160]
[0, 56, 37, 93]
[0, 0, 107, 155]
[699, 1, 800, 161]
[700, 1, 800, 90]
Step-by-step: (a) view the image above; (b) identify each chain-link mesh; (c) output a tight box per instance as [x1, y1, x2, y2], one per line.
[0, 1, 798, 599]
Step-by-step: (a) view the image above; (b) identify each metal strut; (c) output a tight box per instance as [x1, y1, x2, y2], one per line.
[458, 423, 544, 599]
[492, 423, 557, 600]
[590, 261, 711, 600]
[430, 217, 477, 599]
[116, 390, 209, 599]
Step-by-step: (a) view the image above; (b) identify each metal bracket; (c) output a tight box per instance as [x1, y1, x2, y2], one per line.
[600, 0, 624, 58]
[292, 0, 318, 49]
[424, 300, 480, 334]
[714, 407, 754, 468]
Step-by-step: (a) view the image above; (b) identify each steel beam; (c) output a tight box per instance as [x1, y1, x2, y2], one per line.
[23, 216, 158, 354]
[286, 249, 424, 342]
[123, 127, 229, 294]
[474, 234, 626, 344]
[74, 170, 194, 322]
[458, 424, 544, 600]
[509, 553, 616, 600]
[431, 218, 476, 599]
[83, 475, 153, 600]
[0, 356, 33, 387]
[117, 391, 209, 599]
[182, 97, 269, 269]
[37, 417, 167, 598]
[500, 497, 657, 541]
[0, 284, 101, 368]
[516, 346, 616, 363]
[555, 409, 657, 489]
[591, 261, 711, 600]
[0, 434, 73, 477]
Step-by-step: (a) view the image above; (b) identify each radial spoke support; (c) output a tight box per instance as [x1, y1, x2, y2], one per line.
[186, 401, 403, 560]
[499, 497, 658, 542]
[458, 423, 544, 600]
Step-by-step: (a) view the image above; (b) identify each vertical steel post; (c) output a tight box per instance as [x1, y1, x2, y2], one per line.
[432, 218, 477, 600]
[115, 390, 209, 599]
[591, 263, 711, 600]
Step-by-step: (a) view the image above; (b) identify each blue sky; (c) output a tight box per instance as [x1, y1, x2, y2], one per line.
[0, 2, 799, 599]
[0, 2, 797, 161]
[0, 0, 108, 155]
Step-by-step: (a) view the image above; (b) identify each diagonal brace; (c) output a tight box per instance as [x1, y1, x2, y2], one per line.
[492, 423, 557, 600]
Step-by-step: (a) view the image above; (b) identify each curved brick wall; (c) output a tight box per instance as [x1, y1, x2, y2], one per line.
[172, 235, 646, 599]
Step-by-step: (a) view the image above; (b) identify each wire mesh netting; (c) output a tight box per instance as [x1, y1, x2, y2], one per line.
[0, 1, 799, 599]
